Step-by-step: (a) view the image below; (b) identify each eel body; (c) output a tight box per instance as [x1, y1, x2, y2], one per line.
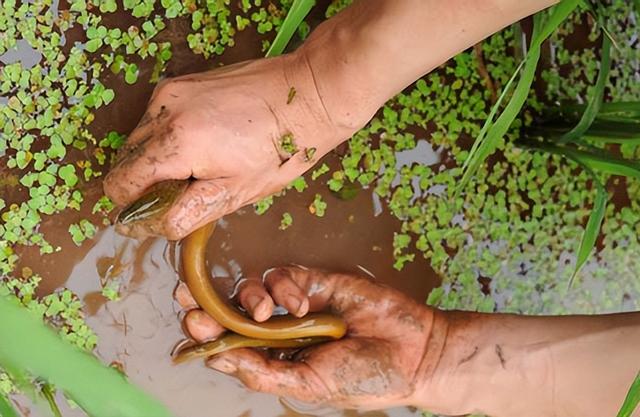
[116, 180, 347, 363]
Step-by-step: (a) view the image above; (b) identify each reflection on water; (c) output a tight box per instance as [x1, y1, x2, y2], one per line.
[0, 39, 43, 69]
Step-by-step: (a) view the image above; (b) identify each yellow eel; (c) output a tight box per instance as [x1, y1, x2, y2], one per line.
[116, 180, 347, 364]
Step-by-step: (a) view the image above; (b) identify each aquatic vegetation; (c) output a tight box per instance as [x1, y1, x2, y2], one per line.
[279, 212, 293, 230]
[309, 193, 327, 217]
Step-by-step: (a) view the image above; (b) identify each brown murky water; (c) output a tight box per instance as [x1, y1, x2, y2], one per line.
[8, 9, 440, 417]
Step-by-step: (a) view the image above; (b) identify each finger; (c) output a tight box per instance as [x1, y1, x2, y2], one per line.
[183, 309, 226, 343]
[263, 267, 338, 313]
[263, 269, 309, 317]
[235, 278, 274, 323]
[104, 135, 191, 206]
[206, 349, 330, 403]
[263, 267, 381, 316]
[163, 178, 234, 240]
[174, 281, 197, 310]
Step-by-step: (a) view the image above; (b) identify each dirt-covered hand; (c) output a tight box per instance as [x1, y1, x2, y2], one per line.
[175, 267, 442, 410]
[104, 52, 354, 240]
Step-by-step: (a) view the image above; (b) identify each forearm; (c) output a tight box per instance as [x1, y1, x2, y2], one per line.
[415, 310, 640, 417]
[297, 0, 559, 134]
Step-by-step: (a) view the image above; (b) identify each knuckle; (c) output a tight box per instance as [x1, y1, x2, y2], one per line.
[264, 267, 293, 286]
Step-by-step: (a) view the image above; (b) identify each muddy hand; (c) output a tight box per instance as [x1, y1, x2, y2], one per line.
[175, 266, 440, 410]
[104, 51, 361, 240]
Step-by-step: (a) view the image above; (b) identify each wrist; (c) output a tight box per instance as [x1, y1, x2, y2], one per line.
[294, 9, 389, 137]
[411, 311, 555, 417]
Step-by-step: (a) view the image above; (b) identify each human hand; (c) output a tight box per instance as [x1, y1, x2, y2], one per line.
[104, 51, 360, 240]
[174, 266, 444, 410]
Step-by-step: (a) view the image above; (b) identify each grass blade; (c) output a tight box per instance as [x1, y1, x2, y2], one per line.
[0, 394, 19, 417]
[547, 101, 640, 122]
[462, 59, 525, 170]
[41, 384, 62, 417]
[458, 37, 541, 191]
[569, 149, 640, 179]
[518, 140, 640, 179]
[559, 34, 612, 144]
[458, 0, 580, 193]
[569, 169, 606, 286]
[0, 297, 174, 417]
[531, 0, 581, 46]
[617, 372, 640, 417]
[265, 0, 315, 58]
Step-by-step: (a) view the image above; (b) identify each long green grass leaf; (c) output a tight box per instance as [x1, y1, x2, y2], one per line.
[569, 149, 640, 179]
[617, 372, 640, 417]
[458, 0, 579, 193]
[559, 34, 612, 144]
[0, 394, 19, 417]
[462, 59, 525, 171]
[265, 0, 315, 57]
[518, 140, 640, 179]
[548, 101, 640, 122]
[569, 170, 606, 286]
[531, 0, 581, 46]
[458, 40, 541, 191]
[0, 297, 174, 417]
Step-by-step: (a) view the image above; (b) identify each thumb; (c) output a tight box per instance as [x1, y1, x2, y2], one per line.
[163, 179, 234, 240]
[206, 349, 330, 403]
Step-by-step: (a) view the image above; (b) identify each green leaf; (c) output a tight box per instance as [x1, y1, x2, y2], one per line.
[124, 64, 138, 84]
[309, 193, 327, 217]
[58, 165, 78, 187]
[559, 34, 612, 144]
[102, 89, 115, 105]
[0, 297, 174, 417]
[570, 169, 607, 286]
[279, 212, 293, 230]
[265, 0, 315, 58]
[617, 372, 640, 417]
[530, 0, 580, 46]
[458, 0, 580, 193]
[85, 38, 103, 53]
[0, 393, 19, 417]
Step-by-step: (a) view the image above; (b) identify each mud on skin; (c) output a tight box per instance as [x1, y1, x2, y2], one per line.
[177, 267, 442, 410]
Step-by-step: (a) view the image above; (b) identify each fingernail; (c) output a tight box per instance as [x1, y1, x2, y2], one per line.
[208, 356, 237, 374]
[246, 295, 263, 313]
